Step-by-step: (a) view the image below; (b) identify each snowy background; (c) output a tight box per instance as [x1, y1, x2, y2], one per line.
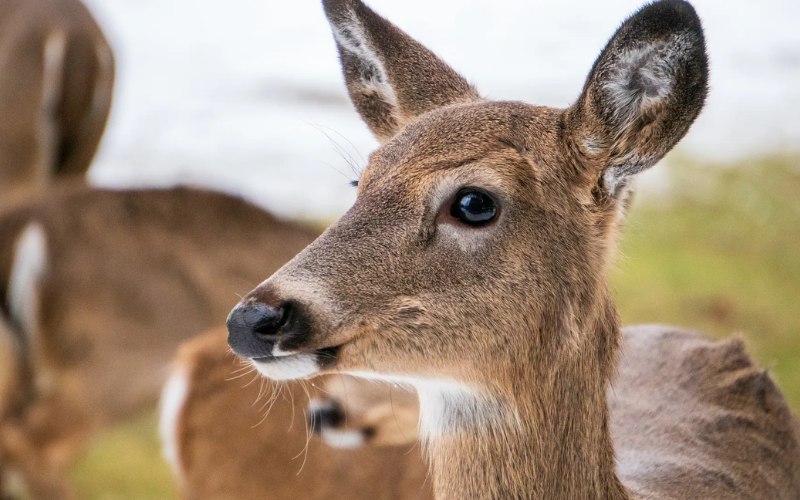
[81, 0, 800, 220]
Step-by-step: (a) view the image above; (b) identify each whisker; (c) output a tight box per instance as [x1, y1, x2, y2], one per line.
[311, 123, 364, 175]
[287, 382, 296, 432]
[312, 123, 368, 174]
[225, 367, 256, 382]
[389, 384, 412, 444]
[300, 119, 365, 184]
[252, 381, 282, 428]
[293, 380, 314, 474]
[241, 370, 261, 389]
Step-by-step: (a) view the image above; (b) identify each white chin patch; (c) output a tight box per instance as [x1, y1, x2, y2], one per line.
[252, 354, 320, 380]
[320, 429, 365, 449]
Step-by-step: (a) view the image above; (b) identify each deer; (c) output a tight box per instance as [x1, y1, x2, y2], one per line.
[307, 365, 419, 449]
[162, 326, 429, 500]
[226, 0, 800, 499]
[0, 184, 319, 499]
[0, 0, 113, 198]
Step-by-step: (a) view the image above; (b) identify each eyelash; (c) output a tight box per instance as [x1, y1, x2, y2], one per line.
[350, 180, 359, 188]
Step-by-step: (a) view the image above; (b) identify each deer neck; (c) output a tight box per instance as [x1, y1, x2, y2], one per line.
[419, 301, 630, 500]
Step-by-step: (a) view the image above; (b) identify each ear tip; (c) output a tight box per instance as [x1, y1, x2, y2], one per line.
[321, 0, 362, 19]
[630, 0, 704, 36]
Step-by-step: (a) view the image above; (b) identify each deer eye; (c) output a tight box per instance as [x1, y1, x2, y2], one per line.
[449, 188, 498, 226]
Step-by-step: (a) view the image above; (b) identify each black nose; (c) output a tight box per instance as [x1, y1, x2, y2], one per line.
[227, 301, 289, 358]
[307, 401, 345, 433]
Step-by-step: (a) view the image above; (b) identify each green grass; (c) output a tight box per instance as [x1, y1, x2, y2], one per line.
[70, 413, 178, 500]
[4, 154, 798, 498]
[613, 155, 800, 409]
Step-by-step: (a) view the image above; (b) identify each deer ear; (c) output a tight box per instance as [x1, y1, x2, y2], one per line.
[322, 0, 481, 143]
[566, 0, 708, 197]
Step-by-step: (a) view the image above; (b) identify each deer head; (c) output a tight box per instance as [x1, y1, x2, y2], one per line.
[228, 1, 707, 496]
[307, 376, 419, 448]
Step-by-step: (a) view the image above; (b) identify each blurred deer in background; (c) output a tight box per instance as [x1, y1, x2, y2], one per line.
[307, 368, 419, 449]
[0, 0, 113, 199]
[0, 185, 319, 499]
[162, 327, 429, 500]
[0, 0, 116, 496]
[227, 0, 800, 499]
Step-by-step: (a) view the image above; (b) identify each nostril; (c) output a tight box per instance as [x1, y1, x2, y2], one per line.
[228, 301, 294, 358]
[252, 302, 290, 339]
[228, 299, 312, 360]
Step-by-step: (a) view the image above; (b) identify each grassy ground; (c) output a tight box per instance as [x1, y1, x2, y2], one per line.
[613, 155, 800, 409]
[70, 413, 178, 500]
[5, 154, 799, 498]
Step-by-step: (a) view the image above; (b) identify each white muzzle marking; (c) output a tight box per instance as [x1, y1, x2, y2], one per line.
[252, 354, 320, 380]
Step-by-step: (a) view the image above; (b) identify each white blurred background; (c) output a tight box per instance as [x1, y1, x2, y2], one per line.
[81, 0, 800, 220]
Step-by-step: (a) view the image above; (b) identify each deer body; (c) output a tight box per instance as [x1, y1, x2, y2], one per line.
[0, 0, 113, 196]
[163, 327, 431, 500]
[223, 0, 800, 499]
[0, 184, 317, 498]
[612, 326, 800, 499]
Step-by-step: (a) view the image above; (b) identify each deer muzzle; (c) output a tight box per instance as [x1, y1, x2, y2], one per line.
[226, 292, 340, 380]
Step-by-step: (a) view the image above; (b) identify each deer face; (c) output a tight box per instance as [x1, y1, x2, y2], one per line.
[230, 102, 593, 385]
[307, 377, 419, 448]
[228, 0, 707, 412]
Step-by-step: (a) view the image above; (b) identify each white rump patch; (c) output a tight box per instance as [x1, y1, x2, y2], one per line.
[159, 367, 189, 481]
[331, 8, 398, 107]
[252, 354, 320, 380]
[7, 223, 48, 345]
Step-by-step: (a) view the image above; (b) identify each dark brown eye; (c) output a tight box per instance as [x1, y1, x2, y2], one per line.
[450, 188, 498, 226]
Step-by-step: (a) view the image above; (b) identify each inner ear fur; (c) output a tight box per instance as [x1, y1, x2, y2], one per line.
[565, 0, 709, 197]
[323, 0, 481, 143]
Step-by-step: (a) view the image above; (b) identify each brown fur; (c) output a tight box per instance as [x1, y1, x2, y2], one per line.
[0, 0, 113, 197]
[227, 1, 800, 499]
[312, 371, 419, 448]
[0, 184, 317, 498]
[323, 0, 480, 142]
[168, 328, 431, 500]
[613, 325, 800, 499]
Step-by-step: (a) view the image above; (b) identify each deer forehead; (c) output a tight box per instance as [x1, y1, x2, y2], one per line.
[359, 101, 566, 194]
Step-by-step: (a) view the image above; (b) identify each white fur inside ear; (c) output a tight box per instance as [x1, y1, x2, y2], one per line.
[582, 136, 603, 155]
[602, 157, 650, 198]
[7, 223, 47, 345]
[331, 8, 398, 107]
[39, 31, 66, 177]
[604, 35, 691, 129]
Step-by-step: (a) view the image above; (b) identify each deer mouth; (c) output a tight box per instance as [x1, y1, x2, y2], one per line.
[251, 345, 341, 380]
